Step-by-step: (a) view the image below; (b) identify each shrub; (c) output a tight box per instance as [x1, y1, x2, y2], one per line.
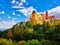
[24, 39, 40, 45]
[0, 38, 15, 45]
[40, 40, 59, 45]
[40, 40, 51, 45]
[17, 40, 26, 45]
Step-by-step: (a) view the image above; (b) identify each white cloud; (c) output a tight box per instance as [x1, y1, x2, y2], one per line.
[12, 18, 17, 21]
[0, 21, 17, 29]
[17, 15, 21, 17]
[17, 6, 36, 17]
[0, 11, 5, 14]
[11, 0, 16, 4]
[21, 0, 26, 3]
[12, 0, 28, 9]
[15, 1, 19, 4]
[12, 5, 25, 8]
[7, 15, 11, 19]
[12, 12, 16, 15]
[48, 6, 60, 18]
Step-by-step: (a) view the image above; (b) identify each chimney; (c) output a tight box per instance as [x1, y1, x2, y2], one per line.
[45, 11, 48, 19]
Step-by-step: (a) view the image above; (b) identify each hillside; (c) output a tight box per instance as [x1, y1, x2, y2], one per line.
[0, 19, 60, 45]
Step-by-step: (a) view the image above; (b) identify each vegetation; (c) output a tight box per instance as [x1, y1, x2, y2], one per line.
[0, 19, 60, 45]
[0, 38, 15, 45]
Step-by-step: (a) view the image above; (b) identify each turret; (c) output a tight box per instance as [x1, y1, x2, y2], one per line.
[32, 10, 37, 18]
[30, 10, 39, 25]
[45, 11, 48, 19]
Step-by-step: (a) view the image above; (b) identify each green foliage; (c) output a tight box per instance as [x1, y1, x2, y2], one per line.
[0, 38, 16, 45]
[44, 23, 60, 41]
[40, 40, 59, 45]
[24, 39, 40, 45]
[25, 28, 34, 34]
[37, 26, 45, 40]
[26, 21, 34, 28]
[17, 40, 26, 45]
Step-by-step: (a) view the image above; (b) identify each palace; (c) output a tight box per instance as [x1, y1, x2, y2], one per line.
[29, 11, 55, 25]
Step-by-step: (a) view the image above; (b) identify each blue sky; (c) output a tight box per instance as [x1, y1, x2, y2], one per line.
[0, 0, 60, 29]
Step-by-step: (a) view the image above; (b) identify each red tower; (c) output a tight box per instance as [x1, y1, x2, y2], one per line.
[45, 11, 48, 19]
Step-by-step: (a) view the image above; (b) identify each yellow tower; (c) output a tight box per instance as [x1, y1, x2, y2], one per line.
[30, 11, 38, 25]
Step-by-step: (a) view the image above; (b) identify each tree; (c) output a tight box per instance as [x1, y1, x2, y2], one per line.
[13, 26, 22, 41]
[26, 21, 34, 28]
[14, 26, 22, 35]
[0, 31, 3, 37]
[6, 30, 12, 38]
[38, 27, 45, 40]
[26, 28, 34, 34]
[25, 39, 40, 45]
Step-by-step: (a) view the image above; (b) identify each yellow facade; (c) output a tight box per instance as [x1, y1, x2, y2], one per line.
[37, 20, 43, 25]
[30, 11, 43, 25]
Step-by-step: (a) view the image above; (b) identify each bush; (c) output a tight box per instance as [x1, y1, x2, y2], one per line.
[24, 39, 40, 45]
[40, 40, 51, 45]
[40, 40, 59, 45]
[0, 38, 15, 45]
[17, 40, 26, 45]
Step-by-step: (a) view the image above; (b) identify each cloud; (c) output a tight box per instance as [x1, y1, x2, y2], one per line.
[11, 0, 28, 9]
[48, 6, 60, 18]
[11, 0, 16, 4]
[17, 15, 21, 17]
[12, 6, 25, 8]
[21, 0, 26, 3]
[0, 21, 17, 29]
[17, 6, 36, 17]
[7, 15, 11, 19]
[12, 12, 16, 15]
[12, 18, 17, 21]
[0, 11, 5, 14]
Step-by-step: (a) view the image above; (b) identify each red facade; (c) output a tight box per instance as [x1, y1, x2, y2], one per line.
[45, 11, 48, 19]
